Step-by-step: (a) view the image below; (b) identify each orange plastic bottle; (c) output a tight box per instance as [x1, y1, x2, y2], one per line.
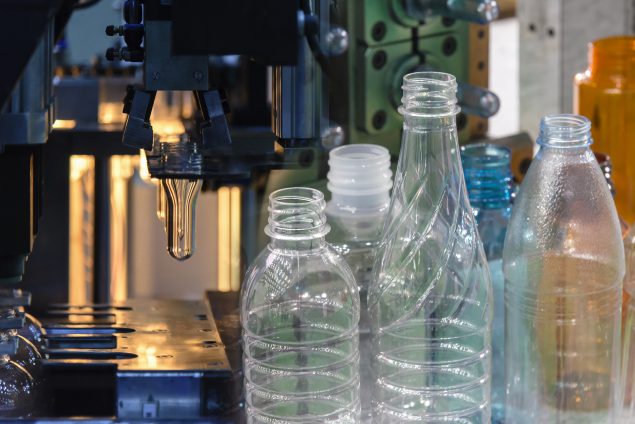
[574, 36, 635, 224]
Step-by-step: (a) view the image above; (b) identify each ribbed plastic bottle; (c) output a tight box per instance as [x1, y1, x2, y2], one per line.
[504, 114, 624, 423]
[461, 143, 513, 424]
[325, 144, 392, 422]
[241, 187, 361, 423]
[369, 71, 492, 423]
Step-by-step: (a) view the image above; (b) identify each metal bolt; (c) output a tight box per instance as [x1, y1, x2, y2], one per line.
[326, 26, 349, 56]
[321, 125, 345, 150]
[193, 71, 203, 81]
[152, 71, 161, 80]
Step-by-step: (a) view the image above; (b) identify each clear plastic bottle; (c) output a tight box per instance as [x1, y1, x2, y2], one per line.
[504, 114, 624, 424]
[461, 143, 513, 424]
[325, 144, 392, 423]
[241, 187, 361, 423]
[0, 309, 41, 379]
[623, 226, 635, 421]
[369, 71, 492, 423]
[0, 332, 34, 417]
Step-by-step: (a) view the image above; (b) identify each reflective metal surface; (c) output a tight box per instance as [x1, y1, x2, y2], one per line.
[38, 299, 234, 421]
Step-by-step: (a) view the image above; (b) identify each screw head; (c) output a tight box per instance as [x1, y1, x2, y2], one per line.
[321, 125, 345, 150]
[152, 71, 161, 80]
[193, 71, 204, 81]
[326, 26, 349, 56]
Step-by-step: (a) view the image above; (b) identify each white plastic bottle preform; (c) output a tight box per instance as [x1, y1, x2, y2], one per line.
[325, 144, 393, 423]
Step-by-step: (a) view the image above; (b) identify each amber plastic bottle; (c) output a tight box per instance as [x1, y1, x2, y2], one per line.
[574, 36, 635, 224]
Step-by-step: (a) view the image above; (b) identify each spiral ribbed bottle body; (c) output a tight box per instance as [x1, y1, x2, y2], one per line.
[241, 188, 361, 423]
[369, 72, 492, 423]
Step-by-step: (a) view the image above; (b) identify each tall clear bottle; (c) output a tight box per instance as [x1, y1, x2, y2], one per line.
[504, 114, 624, 423]
[461, 143, 513, 424]
[369, 71, 492, 423]
[241, 187, 361, 423]
[325, 144, 392, 422]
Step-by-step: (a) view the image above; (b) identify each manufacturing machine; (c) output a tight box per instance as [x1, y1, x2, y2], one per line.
[0, 0, 503, 421]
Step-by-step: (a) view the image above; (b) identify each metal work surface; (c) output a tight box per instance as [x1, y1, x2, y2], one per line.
[43, 299, 230, 372]
[33, 299, 237, 421]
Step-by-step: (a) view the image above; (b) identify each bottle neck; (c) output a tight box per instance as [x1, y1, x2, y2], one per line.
[537, 114, 592, 151]
[588, 36, 635, 81]
[461, 144, 513, 211]
[393, 72, 463, 207]
[265, 187, 330, 251]
[326, 143, 392, 214]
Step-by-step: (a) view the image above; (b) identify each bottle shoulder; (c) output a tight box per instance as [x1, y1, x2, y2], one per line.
[504, 151, 625, 270]
[575, 70, 635, 90]
[241, 244, 359, 307]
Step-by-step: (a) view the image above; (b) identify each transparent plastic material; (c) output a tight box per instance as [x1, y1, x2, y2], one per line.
[574, 36, 635, 224]
[621, 227, 635, 421]
[325, 144, 392, 422]
[0, 309, 42, 380]
[369, 72, 492, 423]
[241, 187, 361, 423]
[0, 353, 33, 417]
[504, 115, 624, 423]
[162, 178, 202, 260]
[461, 143, 513, 424]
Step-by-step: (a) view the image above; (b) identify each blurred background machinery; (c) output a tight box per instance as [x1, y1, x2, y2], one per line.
[0, 0, 590, 421]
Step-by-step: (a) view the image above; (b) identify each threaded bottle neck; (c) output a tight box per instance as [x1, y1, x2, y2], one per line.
[327, 144, 392, 211]
[265, 188, 330, 242]
[399, 71, 460, 118]
[461, 143, 513, 210]
[537, 114, 592, 149]
[589, 36, 635, 80]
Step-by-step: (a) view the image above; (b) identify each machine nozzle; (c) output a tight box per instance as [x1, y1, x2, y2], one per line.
[162, 178, 202, 260]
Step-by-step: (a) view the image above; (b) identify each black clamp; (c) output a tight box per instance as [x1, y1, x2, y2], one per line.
[195, 90, 232, 151]
[122, 87, 156, 150]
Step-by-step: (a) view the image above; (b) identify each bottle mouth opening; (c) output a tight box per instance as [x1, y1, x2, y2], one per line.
[400, 72, 459, 117]
[538, 114, 592, 148]
[327, 144, 393, 197]
[266, 187, 329, 240]
[460, 143, 511, 167]
[329, 144, 390, 168]
[403, 71, 457, 86]
[268, 187, 325, 207]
